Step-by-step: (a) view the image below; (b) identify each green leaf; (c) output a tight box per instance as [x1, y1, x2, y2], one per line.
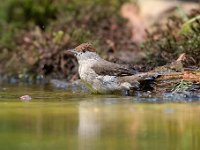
[179, 15, 200, 35]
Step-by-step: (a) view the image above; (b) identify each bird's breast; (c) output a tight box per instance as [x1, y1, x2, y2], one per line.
[78, 61, 98, 81]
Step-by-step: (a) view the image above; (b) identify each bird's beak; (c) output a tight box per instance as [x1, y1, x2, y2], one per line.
[68, 49, 77, 55]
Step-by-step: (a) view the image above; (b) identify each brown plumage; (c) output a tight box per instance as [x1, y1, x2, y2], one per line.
[75, 43, 96, 52]
[92, 60, 136, 76]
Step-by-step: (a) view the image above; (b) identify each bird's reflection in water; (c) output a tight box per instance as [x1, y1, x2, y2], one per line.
[78, 101, 101, 150]
[77, 98, 137, 150]
[77, 98, 200, 150]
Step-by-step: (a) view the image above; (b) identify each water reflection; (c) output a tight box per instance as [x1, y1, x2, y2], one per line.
[0, 85, 200, 150]
[77, 98, 200, 150]
[78, 101, 101, 150]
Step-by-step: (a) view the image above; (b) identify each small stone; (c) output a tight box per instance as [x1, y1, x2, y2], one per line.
[20, 95, 32, 101]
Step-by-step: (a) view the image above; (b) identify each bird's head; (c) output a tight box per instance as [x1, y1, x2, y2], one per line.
[68, 43, 100, 61]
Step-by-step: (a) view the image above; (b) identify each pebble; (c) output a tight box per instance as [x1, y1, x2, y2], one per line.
[20, 95, 32, 101]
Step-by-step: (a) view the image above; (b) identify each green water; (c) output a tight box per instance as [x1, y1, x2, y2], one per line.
[0, 85, 200, 150]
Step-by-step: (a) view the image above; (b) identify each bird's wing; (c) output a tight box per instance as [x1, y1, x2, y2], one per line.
[91, 60, 136, 76]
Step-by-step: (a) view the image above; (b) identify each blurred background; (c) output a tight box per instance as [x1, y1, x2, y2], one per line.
[0, 0, 199, 82]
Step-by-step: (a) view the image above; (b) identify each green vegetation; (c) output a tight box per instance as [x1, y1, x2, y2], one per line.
[179, 15, 200, 34]
[142, 13, 200, 68]
[172, 80, 193, 93]
[0, 0, 57, 48]
[0, 0, 127, 48]
[0, 0, 129, 77]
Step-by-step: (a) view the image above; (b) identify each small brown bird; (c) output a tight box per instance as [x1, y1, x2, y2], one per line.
[69, 43, 139, 94]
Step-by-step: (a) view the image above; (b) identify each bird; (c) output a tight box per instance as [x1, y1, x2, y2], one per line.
[68, 43, 142, 95]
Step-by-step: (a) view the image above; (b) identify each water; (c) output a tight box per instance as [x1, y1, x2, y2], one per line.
[0, 84, 200, 150]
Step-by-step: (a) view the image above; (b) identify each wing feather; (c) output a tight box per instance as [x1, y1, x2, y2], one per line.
[92, 60, 136, 76]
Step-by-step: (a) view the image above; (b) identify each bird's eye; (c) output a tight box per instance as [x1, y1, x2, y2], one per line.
[82, 50, 86, 53]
